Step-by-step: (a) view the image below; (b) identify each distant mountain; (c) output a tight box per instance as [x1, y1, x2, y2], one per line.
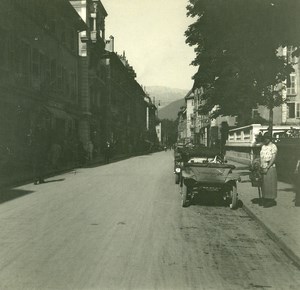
[146, 86, 188, 108]
[158, 98, 185, 121]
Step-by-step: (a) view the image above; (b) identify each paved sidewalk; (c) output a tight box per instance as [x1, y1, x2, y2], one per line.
[229, 159, 300, 267]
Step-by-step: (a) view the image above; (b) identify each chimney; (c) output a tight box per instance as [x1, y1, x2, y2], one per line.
[105, 35, 114, 52]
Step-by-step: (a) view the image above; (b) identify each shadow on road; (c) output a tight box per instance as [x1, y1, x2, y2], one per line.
[191, 194, 225, 207]
[190, 194, 243, 208]
[280, 187, 296, 192]
[251, 198, 262, 206]
[0, 188, 35, 204]
[83, 152, 154, 169]
[43, 178, 65, 183]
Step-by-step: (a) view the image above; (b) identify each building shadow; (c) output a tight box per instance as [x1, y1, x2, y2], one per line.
[84, 152, 153, 169]
[0, 188, 35, 204]
[44, 178, 65, 183]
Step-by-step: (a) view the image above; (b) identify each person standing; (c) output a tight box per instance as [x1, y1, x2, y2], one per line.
[260, 133, 278, 207]
[77, 140, 86, 167]
[50, 141, 61, 170]
[104, 141, 111, 164]
[31, 124, 48, 185]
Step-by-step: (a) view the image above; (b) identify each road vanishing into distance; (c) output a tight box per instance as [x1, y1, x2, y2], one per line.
[0, 151, 300, 290]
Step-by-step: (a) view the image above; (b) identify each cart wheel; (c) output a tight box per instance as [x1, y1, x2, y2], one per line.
[175, 174, 180, 184]
[229, 183, 238, 210]
[181, 183, 190, 207]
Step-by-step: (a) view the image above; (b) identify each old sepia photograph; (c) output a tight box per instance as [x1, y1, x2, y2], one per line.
[0, 0, 299, 289]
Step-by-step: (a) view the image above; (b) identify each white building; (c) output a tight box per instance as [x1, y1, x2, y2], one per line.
[254, 46, 300, 126]
[156, 122, 162, 143]
[185, 90, 195, 143]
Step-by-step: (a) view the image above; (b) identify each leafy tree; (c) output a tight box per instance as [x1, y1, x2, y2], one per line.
[185, 0, 300, 134]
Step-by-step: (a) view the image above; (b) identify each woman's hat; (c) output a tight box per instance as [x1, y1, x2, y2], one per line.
[263, 132, 272, 140]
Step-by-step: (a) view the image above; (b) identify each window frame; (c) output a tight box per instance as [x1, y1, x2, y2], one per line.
[297, 103, 300, 118]
[287, 102, 300, 119]
[287, 73, 297, 96]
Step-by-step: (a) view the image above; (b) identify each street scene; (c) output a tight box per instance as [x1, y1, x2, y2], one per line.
[0, 152, 300, 289]
[1, 0, 300, 289]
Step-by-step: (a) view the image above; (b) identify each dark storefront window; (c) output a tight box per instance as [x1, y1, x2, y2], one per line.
[287, 103, 295, 119]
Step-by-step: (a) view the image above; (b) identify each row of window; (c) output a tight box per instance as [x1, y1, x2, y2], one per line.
[287, 74, 297, 95]
[0, 29, 78, 100]
[13, 0, 78, 53]
[285, 47, 298, 116]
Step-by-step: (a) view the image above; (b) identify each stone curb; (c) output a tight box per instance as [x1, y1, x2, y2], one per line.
[242, 203, 300, 270]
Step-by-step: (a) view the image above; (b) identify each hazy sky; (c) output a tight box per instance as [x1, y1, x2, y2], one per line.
[101, 0, 197, 90]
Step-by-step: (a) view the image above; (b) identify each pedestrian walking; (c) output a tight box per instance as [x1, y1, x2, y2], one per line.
[30, 124, 48, 185]
[260, 132, 278, 207]
[50, 142, 61, 170]
[104, 141, 111, 164]
[87, 141, 94, 162]
[77, 141, 86, 167]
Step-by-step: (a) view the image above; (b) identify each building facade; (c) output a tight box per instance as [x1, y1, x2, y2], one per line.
[180, 46, 300, 151]
[0, 0, 159, 182]
[177, 107, 187, 143]
[0, 0, 86, 170]
[156, 123, 162, 144]
[102, 49, 155, 154]
[70, 0, 107, 155]
[185, 90, 194, 142]
[71, 0, 154, 155]
[251, 46, 300, 126]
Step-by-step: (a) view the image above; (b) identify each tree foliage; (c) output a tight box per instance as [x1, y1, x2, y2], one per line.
[185, 0, 300, 119]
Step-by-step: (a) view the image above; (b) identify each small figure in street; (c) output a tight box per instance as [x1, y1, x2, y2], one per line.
[104, 141, 111, 164]
[260, 133, 278, 208]
[294, 160, 300, 207]
[87, 141, 94, 162]
[77, 141, 86, 167]
[30, 124, 48, 185]
[50, 141, 61, 170]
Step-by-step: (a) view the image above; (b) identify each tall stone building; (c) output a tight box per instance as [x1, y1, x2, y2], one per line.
[102, 47, 152, 153]
[70, 0, 108, 154]
[0, 0, 86, 170]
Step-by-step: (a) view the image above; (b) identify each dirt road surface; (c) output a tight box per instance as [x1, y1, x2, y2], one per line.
[0, 151, 299, 289]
